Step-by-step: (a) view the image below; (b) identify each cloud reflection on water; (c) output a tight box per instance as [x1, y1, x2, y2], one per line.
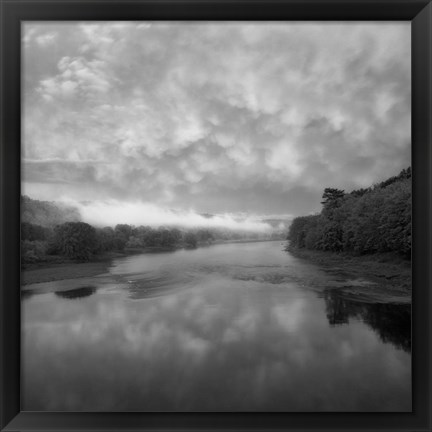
[23, 276, 410, 411]
[22, 242, 411, 411]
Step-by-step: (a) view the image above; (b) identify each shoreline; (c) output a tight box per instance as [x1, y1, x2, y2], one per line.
[22, 260, 113, 286]
[22, 242, 412, 295]
[287, 246, 411, 303]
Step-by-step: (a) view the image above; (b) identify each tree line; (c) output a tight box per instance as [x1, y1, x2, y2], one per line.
[21, 219, 276, 264]
[21, 195, 282, 265]
[21, 222, 217, 264]
[287, 167, 411, 258]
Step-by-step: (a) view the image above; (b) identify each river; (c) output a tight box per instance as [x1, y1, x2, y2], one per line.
[21, 240, 411, 411]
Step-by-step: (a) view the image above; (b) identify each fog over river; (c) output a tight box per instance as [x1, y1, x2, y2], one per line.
[22, 241, 411, 411]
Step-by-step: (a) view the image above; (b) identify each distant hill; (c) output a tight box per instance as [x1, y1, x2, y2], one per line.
[21, 195, 81, 227]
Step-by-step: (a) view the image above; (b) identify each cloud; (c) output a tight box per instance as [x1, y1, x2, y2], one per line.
[35, 32, 58, 47]
[22, 158, 103, 184]
[23, 22, 411, 218]
[38, 56, 112, 100]
[69, 199, 273, 231]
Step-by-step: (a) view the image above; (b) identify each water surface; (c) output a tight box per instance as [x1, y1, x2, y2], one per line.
[22, 241, 411, 411]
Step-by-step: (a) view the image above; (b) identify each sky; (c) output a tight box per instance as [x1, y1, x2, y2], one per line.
[22, 22, 411, 228]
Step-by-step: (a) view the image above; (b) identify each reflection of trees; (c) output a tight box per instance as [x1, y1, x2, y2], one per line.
[323, 290, 411, 352]
[324, 292, 350, 325]
[361, 303, 411, 352]
[55, 286, 97, 300]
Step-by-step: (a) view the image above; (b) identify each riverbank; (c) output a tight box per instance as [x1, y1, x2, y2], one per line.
[22, 258, 115, 285]
[288, 246, 411, 301]
[21, 249, 136, 285]
[22, 245, 191, 285]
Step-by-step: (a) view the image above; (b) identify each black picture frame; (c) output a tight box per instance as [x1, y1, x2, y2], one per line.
[1, 1, 431, 431]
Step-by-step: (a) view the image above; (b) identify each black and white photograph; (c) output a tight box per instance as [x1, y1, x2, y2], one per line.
[21, 21, 411, 412]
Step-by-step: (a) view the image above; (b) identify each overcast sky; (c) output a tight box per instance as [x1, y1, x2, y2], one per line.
[22, 22, 410, 226]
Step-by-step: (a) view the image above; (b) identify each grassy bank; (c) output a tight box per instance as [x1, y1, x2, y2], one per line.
[22, 246, 193, 285]
[22, 261, 114, 285]
[288, 246, 411, 292]
[21, 252, 127, 285]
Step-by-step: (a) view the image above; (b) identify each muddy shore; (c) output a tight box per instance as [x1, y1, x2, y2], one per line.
[22, 260, 113, 285]
[288, 246, 411, 303]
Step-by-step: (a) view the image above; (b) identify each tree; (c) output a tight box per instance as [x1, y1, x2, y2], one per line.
[197, 229, 214, 244]
[52, 222, 98, 261]
[321, 188, 345, 208]
[21, 240, 48, 263]
[350, 187, 369, 198]
[287, 216, 313, 248]
[96, 226, 117, 252]
[170, 228, 182, 244]
[160, 229, 177, 248]
[318, 222, 343, 252]
[114, 224, 133, 250]
[21, 222, 51, 242]
[143, 229, 161, 247]
[184, 232, 197, 248]
[126, 236, 144, 248]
